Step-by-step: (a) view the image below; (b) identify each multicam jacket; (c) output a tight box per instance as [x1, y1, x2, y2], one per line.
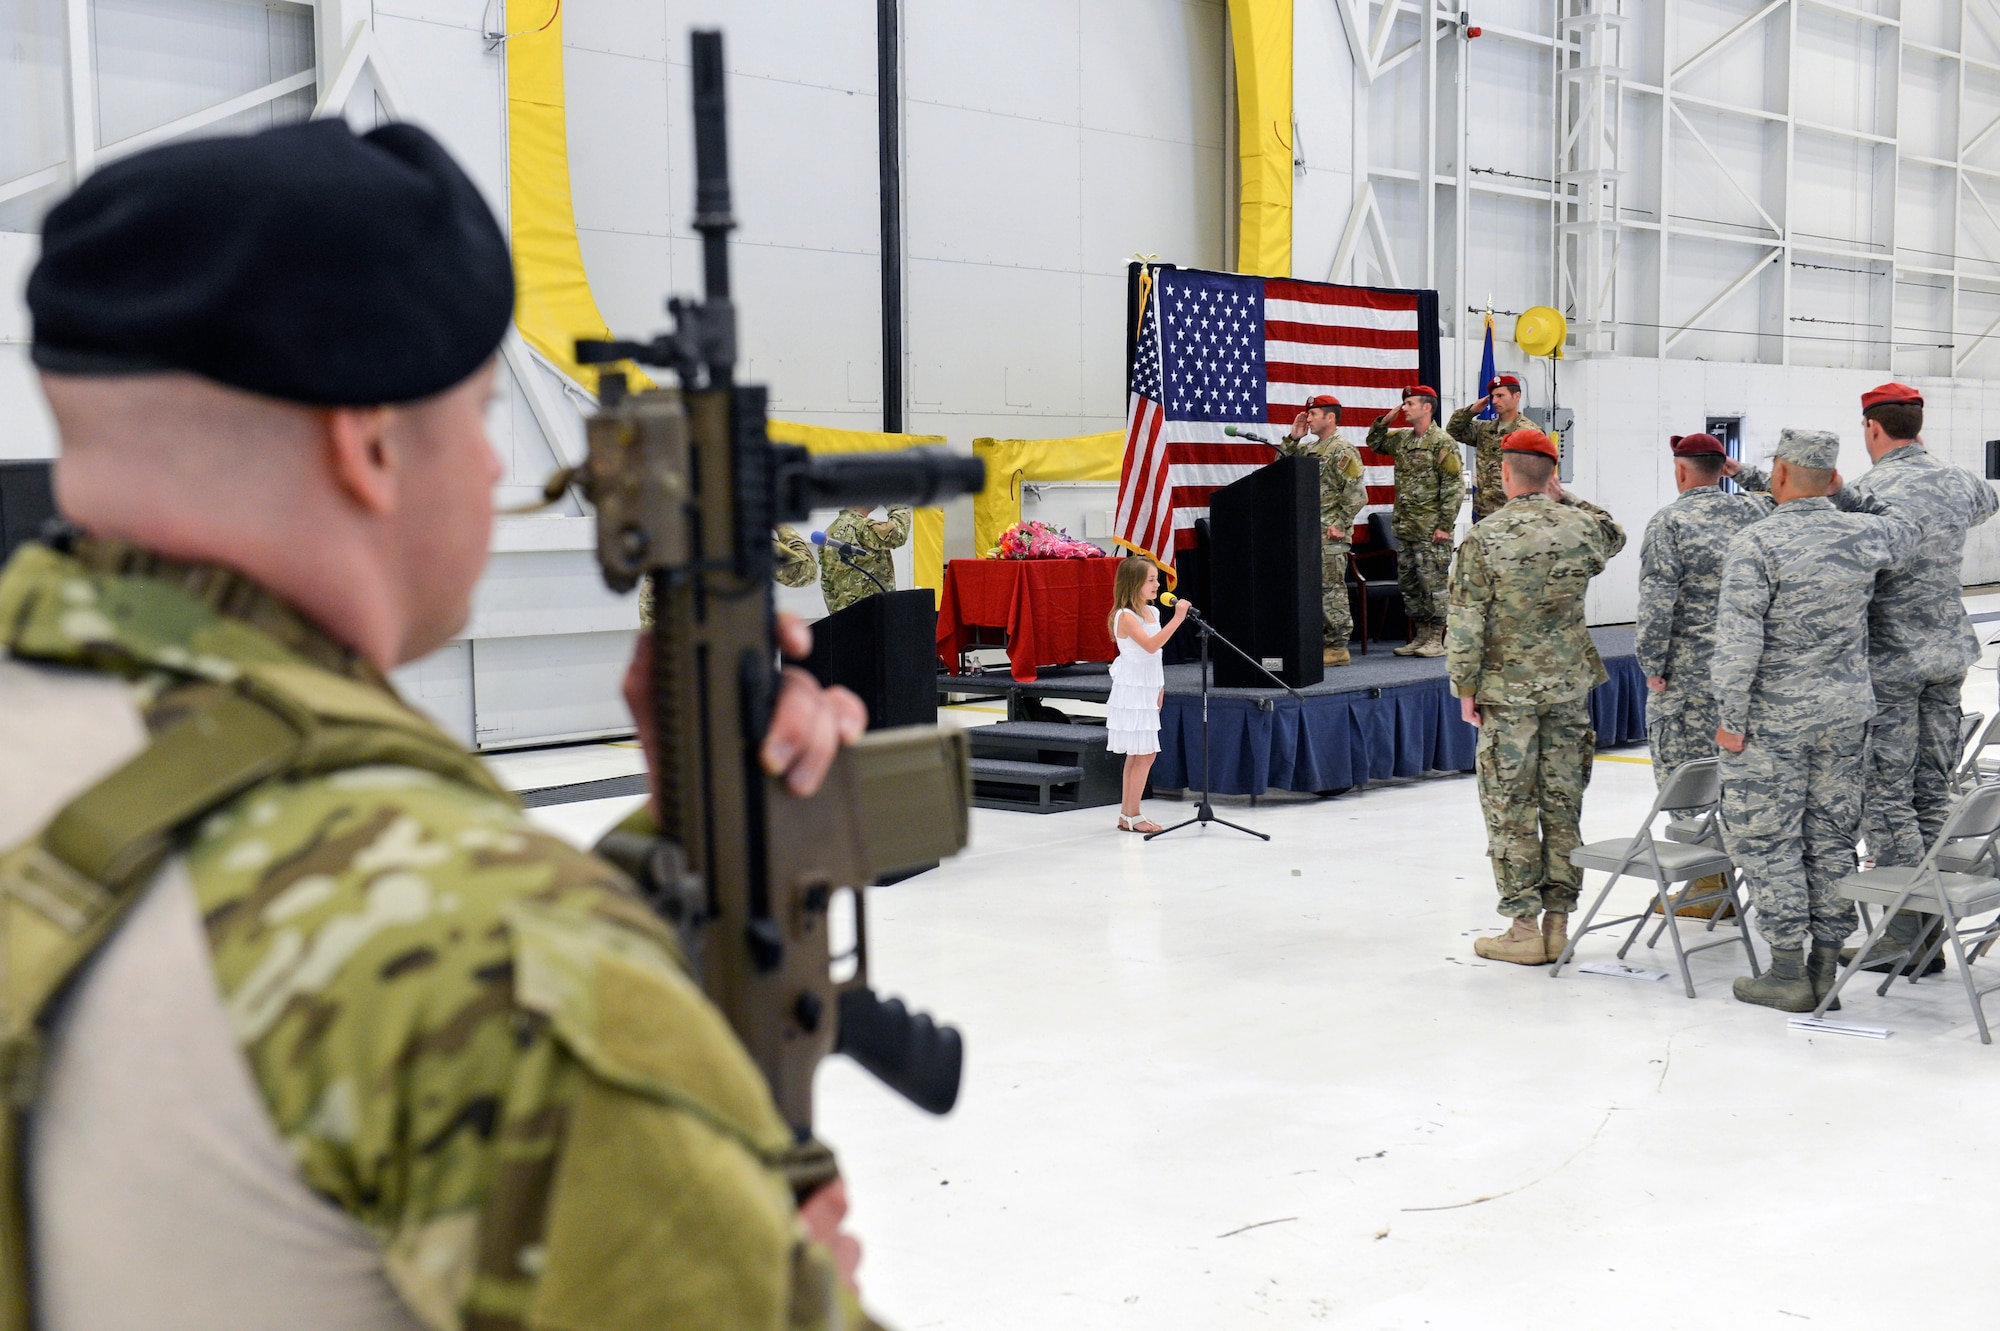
[1445, 405, 1534, 520]
[0, 539, 869, 1331]
[1446, 491, 1627, 705]
[819, 508, 910, 614]
[1364, 420, 1466, 545]
[1273, 432, 1368, 541]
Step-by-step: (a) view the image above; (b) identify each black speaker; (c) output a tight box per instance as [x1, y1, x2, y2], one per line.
[804, 588, 938, 729]
[1161, 517, 1211, 666]
[1205, 455, 1324, 688]
[1986, 440, 2000, 481]
[0, 461, 57, 563]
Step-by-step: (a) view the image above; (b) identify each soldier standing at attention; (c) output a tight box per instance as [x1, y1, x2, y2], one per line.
[1448, 429, 1627, 966]
[1275, 392, 1368, 666]
[0, 122, 878, 1330]
[821, 504, 912, 613]
[1367, 385, 1465, 657]
[1714, 430, 1919, 1012]
[1446, 371, 1532, 521]
[1734, 384, 1998, 973]
[1637, 432, 1773, 775]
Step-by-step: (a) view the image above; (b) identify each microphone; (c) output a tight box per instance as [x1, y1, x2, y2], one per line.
[1158, 591, 1201, 620]
[811, 530, 867, 559]
[1222, 425, 1274, 444]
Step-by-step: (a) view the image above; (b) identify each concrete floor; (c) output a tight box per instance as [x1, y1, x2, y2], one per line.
[510, 609, 2000, 1330]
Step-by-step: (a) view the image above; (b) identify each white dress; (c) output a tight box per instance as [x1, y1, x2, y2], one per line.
[1106, 607, 1165, 755]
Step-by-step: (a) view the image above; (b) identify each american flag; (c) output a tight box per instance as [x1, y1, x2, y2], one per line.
[1113, 265, 1440, 569]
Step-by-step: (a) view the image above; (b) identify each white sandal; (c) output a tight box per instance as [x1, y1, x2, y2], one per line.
[1117, 815, 1162, 834]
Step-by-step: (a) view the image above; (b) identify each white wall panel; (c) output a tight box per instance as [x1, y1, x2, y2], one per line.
[565, 49, 673, 238]
[469, 630, 639, 748]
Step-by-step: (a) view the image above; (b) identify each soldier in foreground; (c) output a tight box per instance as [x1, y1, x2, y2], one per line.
[1275, 392, 1367, 666]
[1367, 386, 1465, 657]
[0, 122, 879, 1330]
[820, 505, 911, 613]
[1447, 429, 1626, 965]
[1714, 430, 1919, 1012]
[1446, 372, 1532, 521]
[1736, 385, 1998, 974]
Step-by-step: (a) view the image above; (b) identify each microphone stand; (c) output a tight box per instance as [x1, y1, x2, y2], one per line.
[1146, 607, 1300, 844]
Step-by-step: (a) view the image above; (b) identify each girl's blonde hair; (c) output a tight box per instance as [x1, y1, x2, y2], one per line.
[1107, 556, 1159, 636]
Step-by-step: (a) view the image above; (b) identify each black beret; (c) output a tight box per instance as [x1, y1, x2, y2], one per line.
[29, 119, 513, 406]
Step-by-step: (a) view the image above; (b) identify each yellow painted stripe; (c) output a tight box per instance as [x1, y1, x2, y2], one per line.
[942, 704, 1009, 714]
[1595, 754, 1653, 765]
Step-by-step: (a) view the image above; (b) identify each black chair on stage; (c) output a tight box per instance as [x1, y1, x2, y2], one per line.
[1348, 512, 1407, 655]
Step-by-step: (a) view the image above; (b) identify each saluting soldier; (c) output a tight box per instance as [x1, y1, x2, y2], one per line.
[1366, 385, 1465, 657]
[820, 504, 912, 613]
[1276, 392, 1368, 666]
[1448, 429, 1627, 966]
[1446, 371, 1533, 521]
[0, 122, 878, 1329]
[775, 522, 820, 588]
[1714, 429, 1919, 1013]
[1735, 384, 2000, 975]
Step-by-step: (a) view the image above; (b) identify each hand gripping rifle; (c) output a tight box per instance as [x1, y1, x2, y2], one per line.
[570, 31, 985, 1146]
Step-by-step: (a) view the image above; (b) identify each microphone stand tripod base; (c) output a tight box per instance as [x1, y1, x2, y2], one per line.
[1142, 618, 1271, 843]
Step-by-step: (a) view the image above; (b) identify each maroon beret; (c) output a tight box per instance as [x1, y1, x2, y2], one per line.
[1502, 428, 1558, 461]
[1670, 433, 1726, 457]
[1862, 382, 1922, 411]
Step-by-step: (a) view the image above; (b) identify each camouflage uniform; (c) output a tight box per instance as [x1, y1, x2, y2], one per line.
[820, 507, 911, 614]
[1273, 431, 1368, 646]
[1712, 491, 1921, 951]
[0, 539, 873, 1331]
[1445, 404, 1533, 521]
[774, 524, 820, 589]
[1448, 491, 1628, 917]
[1635, 486, 1774, 783]
[1365, 419, 1464, 631]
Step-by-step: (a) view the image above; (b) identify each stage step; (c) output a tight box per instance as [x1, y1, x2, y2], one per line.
[970, 758, 1090, 813]
[968, 721, 1123, 813]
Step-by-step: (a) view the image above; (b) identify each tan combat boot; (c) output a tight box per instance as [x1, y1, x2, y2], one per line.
[1323, 645, 1351, 667]
[1542, 911, 1569, 965]
[1650, 872, 1736, 919]
[1393, 629, 1424, 656]
[1413, 620, 1448, 657]
[1474, 917, 1548, 966]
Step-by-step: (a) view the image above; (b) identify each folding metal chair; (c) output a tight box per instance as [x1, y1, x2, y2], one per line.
[1949, 710, 1997, 794]
[1551, 758, 1758, 998]
[1814, 783, 2000, 1041]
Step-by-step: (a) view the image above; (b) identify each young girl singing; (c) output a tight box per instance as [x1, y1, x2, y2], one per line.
[1105, 556, 1191, 833]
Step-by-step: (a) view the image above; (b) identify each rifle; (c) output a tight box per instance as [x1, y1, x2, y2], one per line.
[568, 30, 986, 1143]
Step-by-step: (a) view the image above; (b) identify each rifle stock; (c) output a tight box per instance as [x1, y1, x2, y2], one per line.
[573, 29, 983, 1137]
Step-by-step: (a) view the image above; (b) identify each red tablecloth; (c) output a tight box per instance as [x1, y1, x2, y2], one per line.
[936, 557, 1122, 682]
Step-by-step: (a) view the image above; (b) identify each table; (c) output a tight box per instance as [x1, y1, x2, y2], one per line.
[936, 557, 1122, 682]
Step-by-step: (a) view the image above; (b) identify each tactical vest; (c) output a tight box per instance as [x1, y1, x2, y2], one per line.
[0, 559, 506, 1331]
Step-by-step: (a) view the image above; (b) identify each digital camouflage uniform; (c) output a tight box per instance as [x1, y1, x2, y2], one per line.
[1712, 493, 1921, 951]
[1273, 431, 1368, 646]
[774, 524, 820, 589]
[1635, 485, 1774, 783]
[1365, 419, 1465, 631]
[1743, 448, 1997, 866]
[819, 507, 911, 614]
[1445, 404, 1534, 521]
[1447, 491, 1627, 917]
[0, 539, 873, 1331]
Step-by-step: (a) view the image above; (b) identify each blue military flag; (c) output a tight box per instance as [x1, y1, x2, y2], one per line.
[1476, 310, 1497, 420]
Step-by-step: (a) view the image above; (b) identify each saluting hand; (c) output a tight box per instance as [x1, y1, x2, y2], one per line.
[1289, 410, 1309, 441]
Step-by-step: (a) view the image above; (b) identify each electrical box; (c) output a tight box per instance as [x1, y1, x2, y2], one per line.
[1524, 407, 1576, 481]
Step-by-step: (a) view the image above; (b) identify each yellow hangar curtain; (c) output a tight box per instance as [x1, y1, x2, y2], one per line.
[1228, 0, 1293, 278]
[503, 9, 948, 603]
[970, 432, 1127, 558]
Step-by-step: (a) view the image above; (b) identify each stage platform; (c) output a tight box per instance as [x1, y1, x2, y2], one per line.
[938, 626, 1650, 796]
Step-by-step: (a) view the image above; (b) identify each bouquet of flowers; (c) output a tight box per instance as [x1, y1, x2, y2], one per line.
[989, 520, 1103, 560]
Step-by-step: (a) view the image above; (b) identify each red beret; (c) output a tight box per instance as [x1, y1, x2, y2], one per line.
[1862, 382, 1922, 411]
[1502, 428, 1558, 460]
[1304, 393, 1343, 411]
[1670, 432, 1726, 457]
[1404, 385, 1439, 400]
[1489, 374, 1521, 391]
